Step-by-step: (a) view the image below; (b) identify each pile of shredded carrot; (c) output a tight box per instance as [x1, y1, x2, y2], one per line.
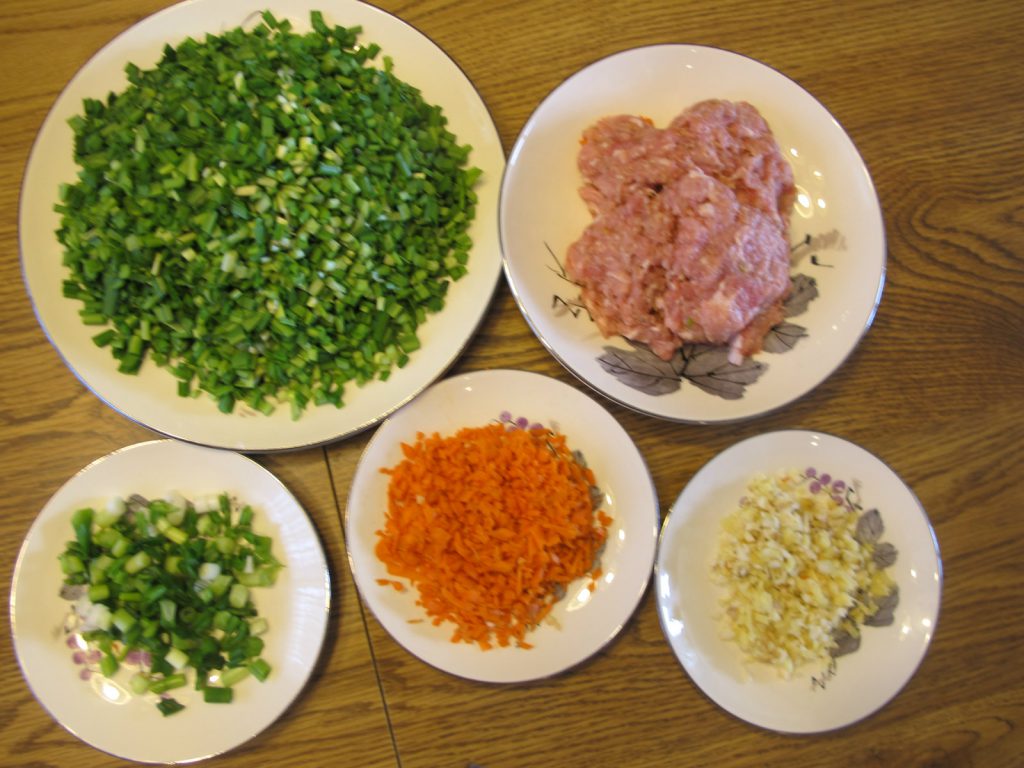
[374, 421, 612, 650]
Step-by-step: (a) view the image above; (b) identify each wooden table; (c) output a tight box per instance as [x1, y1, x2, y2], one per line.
[2, 1, 1021, 766]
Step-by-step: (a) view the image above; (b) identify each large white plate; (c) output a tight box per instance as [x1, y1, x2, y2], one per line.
[10, 440, 330, 763]
[345, 369, 659, 682]
[655, 430, 941, 733]
[20, 0, 504, 451]
[500, 45, 885, 423]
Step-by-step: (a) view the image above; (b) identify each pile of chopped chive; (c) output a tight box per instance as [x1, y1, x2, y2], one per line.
[59, 492, 280, 715]
[57, 11, 480, 418]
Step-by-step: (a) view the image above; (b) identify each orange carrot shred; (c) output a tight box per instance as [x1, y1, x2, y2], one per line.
[374, 423, 611, 650]
[375, 578, 407, 592]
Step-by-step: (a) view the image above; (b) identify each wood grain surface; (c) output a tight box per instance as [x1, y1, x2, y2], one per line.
[2, 0, 1022, 766]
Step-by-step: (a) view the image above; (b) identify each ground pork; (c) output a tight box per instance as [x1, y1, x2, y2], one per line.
[565, 100, 795, 362]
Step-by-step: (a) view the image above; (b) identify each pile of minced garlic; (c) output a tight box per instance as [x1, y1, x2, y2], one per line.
[711, 469, 894, 677]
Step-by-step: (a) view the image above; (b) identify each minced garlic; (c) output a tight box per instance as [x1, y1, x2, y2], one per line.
[711, 469, 894, 677]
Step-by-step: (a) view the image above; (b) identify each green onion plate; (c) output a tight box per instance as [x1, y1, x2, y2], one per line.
[11, 439, 330, 763]
[19, 0, 504, 451]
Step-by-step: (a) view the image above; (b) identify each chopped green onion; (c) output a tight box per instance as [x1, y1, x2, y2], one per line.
[248, 658, 272, 682]
[217, 666, 251, 688]
[156, 698, 185, 717]
[100, 653, 119, 678]
[58, 493, 279, 715]
[149, 674, 187, 695]
[57, 11, 480, 419]
[203, 686, 234, 704]
[129, 672, 150, 695]
[228, 583, 249, 610]
[164, 647, 189, 671]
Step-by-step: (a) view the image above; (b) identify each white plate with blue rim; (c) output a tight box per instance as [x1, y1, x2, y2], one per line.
[655, 430, 941, 732]
[20, 0, 504, 451]
[345, 369, 659, 682]
[500, 45, 885, 423]
[10, 439, 330, 762]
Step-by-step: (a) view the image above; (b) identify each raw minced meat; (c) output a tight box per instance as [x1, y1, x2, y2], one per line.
[566, 100, 795, 362]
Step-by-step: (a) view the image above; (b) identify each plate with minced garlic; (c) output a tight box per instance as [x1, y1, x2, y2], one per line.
[20, 0, 504, 451]
[654, 430, 942, 733]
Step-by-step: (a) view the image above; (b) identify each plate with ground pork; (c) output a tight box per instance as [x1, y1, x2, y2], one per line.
[655, 431, 941, 732]
[344, 369, 659, 682]
[500, 45, 885, 423]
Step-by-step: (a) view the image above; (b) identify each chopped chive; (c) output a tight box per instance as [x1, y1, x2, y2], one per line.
[58, 492, 280, 715]
[56, 11, 479, 419]
[203, 686, 234, 704]
[156, 698, 186, 717]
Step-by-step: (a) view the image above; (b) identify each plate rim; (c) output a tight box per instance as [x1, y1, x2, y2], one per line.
[9, 438, 332, 762]
[343, 367, 660, 683]
[499, 43, 887, 425]
[653, 428, 943, 733]
[18, 0, 505, 452]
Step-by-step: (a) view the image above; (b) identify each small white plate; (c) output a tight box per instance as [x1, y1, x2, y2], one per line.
[19, 0, 504, 451]
[345, 369, 659, 682]
[10, 440, 330, 763]
[500, 45, 885, 423]
[655, 430, 942, 733]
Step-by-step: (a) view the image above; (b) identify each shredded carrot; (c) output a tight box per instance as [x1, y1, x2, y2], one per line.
[374, 422, 610, 650]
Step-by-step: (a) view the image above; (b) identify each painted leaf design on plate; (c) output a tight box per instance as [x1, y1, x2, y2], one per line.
[864, 586, 900, 627]
[762, 322, 808, 354]
[598, 342, 767, 399]
[811, 479, 901, 672]
[855, 508, 884, 544]
[679, 344, 766, 399]
[872, 541, 898, 568]
[784, 274, 819, 318]
[597, 345, 683, 396]
[551, 294, 592, 320]
[830, 628, 861, 658]
[790, 229, 847, 267]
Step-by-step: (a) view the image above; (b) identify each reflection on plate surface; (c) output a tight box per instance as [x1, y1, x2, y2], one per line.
[10, 440, 329, 763]
[19, 0, 504, 451]
[500, 45, 885, 423]
[345, 369, 659, 683]
[655, 430, 941, 733]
